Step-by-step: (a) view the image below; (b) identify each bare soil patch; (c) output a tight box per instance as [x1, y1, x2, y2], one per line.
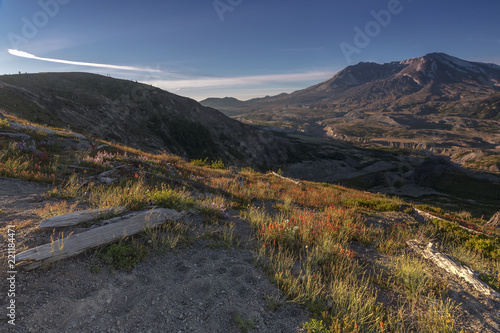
[1, 178, 308, 332]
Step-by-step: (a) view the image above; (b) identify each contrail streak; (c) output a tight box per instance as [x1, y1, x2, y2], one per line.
[8, 49, 162, 73]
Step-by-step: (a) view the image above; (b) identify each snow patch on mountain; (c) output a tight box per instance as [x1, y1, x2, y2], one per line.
[402, 74, 424, 85]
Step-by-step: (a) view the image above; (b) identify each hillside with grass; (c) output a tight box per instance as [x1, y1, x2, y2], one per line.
[2, 72, 499, 217]
[1, 116, 499, 332]
[0, 72, 291, 170]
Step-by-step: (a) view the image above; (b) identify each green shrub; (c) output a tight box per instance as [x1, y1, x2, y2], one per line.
[479, 273, 500, 292]
[191, 158, 209, 167]
[430, 219, 500, 260]
[303, 319, 329, 333]
[241, 166, 257, 174]
[147, 184, 194, 210]
[100, 240, 148, 271]
[0, 118, 10, 129]
[211, 159, 226, 169]
[342, 197, 400, 212]
[417, 205, 445, 215]
[404, 207, 414, 214]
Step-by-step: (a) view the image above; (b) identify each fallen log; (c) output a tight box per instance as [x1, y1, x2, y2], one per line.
[271, 172, 301, 185]
[413, 208, 488, 236]
[39, 206, 126, 229]
[17, 208, 184, 270]
[407, 239, 500, 298]
[487, 211, 500, 228]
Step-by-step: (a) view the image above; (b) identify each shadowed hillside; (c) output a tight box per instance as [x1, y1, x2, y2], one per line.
[0, 72, 291, 170]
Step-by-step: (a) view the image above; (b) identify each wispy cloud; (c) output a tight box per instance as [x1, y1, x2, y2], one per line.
[145, 71, 333, 89]
[8, 49, 162, 73]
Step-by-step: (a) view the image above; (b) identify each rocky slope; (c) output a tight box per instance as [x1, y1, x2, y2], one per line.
[0, 72, 291, 170]
[203, 53, 500, 114]
[285, 52, 500, 108]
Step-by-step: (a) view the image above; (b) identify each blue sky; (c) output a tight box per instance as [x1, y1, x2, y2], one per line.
[1, 0, 499, 101]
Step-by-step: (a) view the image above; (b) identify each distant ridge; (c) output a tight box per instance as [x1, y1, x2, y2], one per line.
[202, 53, 500, 114]
[200, 97, 245, 109]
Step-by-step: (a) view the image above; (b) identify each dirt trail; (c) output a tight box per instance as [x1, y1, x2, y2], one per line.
[0, 178, 308, 332]
[11, 241, 308, 332]
[0, 177, 52, 227]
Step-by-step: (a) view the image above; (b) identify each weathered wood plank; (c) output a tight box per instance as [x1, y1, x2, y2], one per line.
[39, 206, 126, 229]
[17, 208, 184, 270]
[407, 239, 500, 298]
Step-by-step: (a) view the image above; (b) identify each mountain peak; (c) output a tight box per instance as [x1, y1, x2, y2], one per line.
[202, 52, 500, 117]
[424, 52, 452, 58]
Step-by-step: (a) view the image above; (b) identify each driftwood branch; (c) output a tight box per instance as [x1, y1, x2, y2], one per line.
[413, 208, 488, 236]
[39, 206, 126, 229]
[271, 172, 301, 185]
[17, 208, 184, 270]
[407, 239, 500, 298]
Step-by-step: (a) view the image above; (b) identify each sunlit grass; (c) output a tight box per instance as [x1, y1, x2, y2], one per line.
[88, 178, 150, 211]
[444, 243, 500, 292]
[37, 201, 79, 220]
[0, 140, 58, 182]
[3, 117, 496, 332]
[257, 243, 387, 332]
[147, 183, 194, 210]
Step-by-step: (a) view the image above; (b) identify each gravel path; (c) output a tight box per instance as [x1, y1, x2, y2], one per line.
[11, 244, 308, 333]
